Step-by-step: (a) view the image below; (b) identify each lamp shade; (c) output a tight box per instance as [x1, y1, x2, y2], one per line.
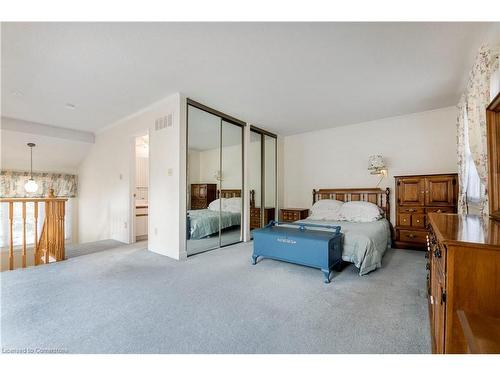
[24, 178, 39, 193]
[368, 155, 385, 170]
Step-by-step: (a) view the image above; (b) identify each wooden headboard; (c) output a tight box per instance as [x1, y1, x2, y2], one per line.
[217, 189, 256, 207]
[312, 188, 391, 221]
[218, 189, 241, 198]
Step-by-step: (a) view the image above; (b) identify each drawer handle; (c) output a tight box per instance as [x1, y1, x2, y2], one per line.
[416, 220, 420, 223]
[407, 209, 415, 212]
[436, 209, 442, 213]
[407, 234, 416, 239]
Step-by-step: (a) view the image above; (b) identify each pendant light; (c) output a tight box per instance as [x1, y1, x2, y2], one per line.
[24, 143, 39, 193]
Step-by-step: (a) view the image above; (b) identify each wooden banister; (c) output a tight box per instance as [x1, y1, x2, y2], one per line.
[1, 190, 68, 271]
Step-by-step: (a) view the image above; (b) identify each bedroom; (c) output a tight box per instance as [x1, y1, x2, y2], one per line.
[1, 4, 500, 373]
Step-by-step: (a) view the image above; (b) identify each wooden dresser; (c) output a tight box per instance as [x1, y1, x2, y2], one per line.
[250, 207, 275, 230]
[395, 174, 458, 249]
[190, 184, 217, 209]
[427, 213, 500, 353]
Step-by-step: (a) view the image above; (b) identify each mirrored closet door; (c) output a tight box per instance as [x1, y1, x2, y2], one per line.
[186, 101, 244, 256]
[249, 127, 277, 238]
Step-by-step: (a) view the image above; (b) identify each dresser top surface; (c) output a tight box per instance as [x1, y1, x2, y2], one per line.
[429, 213, 500, 248]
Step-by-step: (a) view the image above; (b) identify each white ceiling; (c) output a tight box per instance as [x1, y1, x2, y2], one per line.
[2, 22, 498, 135]
[1, 129, 93, 174]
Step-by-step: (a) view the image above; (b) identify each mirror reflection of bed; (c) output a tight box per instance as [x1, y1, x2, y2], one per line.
[186, 189, 244, 255]
[186, 102, 244, 256]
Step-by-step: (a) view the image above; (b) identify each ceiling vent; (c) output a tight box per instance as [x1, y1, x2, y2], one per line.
[155, 113, 173, 131]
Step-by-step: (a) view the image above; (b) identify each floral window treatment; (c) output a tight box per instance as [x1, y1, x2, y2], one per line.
[456, 45, 499, 217]
[0, 171, 76, 248]
[0, 170, 77, 198]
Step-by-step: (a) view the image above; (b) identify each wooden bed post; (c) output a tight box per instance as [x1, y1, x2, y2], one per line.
[385, 187, 390, 222]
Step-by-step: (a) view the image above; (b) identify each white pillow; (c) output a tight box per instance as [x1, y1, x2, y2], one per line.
[308, 211, 341, 220]
[311, 199, 344, 214]
[223, 197, 241, 213]
[208, 199, 223, 211]
[337, 201, 383, 222]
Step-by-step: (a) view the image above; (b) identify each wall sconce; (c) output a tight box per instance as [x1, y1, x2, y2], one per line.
[368, 154, 388, 187]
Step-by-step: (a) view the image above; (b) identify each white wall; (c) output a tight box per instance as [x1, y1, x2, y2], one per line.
[283, 106, 458, 225]
[78, 93, 186, 260]
[148, 93, 186, 259]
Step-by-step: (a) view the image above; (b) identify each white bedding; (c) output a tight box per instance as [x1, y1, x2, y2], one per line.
[295, 218, 391, 275]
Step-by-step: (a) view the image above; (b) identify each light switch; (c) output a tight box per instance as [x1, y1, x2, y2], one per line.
[167, 168, 173, 176]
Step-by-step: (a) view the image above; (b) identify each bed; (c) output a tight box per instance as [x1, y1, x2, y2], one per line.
[187, 189, 245, 240]
[295, 188, 392, 275]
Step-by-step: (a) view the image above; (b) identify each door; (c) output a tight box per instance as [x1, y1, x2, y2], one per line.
[220, 120, 243, 247]
[186, 105, 221, 255]
[397, 177, 425, 206]
[425, 176, 455, 206]
[249, 128, 277, 238]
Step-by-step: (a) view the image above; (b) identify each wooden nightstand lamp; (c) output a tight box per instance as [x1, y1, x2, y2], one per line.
[280, 208, 309, 222]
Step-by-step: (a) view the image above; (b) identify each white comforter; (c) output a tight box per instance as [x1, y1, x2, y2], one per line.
[296, 218, 391, 275]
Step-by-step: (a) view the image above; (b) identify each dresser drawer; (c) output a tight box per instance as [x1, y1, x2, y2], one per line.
[399, 213, 412, 226]
[398, 229, 427, 243]
[250, 209, 260, 218]
[412, 214, 426, 228]
[250, 218, 261, 229]
[399, 206, 425, 214]
[432, 241, 446, 273]
[426, 207, 455, 214]
[280, 209, 309, 222]
[283, 211, 300, 221]
[191, 199, 207, 209]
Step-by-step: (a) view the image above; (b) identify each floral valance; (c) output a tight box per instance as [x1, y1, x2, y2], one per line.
[0, 170, 78, 198]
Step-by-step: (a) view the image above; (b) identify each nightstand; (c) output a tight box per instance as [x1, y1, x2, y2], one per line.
[280, 208, 309, 222]
[250, 207, 276, 229]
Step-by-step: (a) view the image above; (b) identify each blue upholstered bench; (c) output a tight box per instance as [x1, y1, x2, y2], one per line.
[252, 221, 343, 283]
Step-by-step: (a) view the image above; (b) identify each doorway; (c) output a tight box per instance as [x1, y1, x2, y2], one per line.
[134, 134, 149, 242]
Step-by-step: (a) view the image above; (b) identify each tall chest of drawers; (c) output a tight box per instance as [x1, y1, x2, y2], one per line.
[190, 184, 217, 209]
[427, 213, 500, 353]
[395, 173, 458, 249]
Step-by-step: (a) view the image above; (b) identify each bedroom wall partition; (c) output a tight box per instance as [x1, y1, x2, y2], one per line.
[186, 100, 244, 256]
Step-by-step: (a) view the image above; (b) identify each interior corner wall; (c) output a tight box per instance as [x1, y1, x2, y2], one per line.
[147, 94, 186, 259]
[78, 93, 185, 261]
[283, 106, 459, 226]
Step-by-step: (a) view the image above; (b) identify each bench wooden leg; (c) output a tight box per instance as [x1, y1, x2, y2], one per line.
[322, 269, 331, 283]
[251, 255, 258, 265]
